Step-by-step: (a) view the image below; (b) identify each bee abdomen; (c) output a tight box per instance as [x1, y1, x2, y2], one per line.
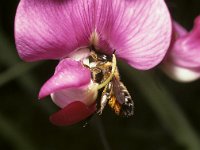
[119, 84, 134, 117]
[108, 96, 121, 115]
[121, 98, 134, 117]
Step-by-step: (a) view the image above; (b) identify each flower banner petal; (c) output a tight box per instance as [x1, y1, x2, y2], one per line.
[171, 16, 200, 69]
[15, 0, 92, 61]
[16, 0, 171, 69]
[95, 0, 172, 70]
[50, 101, 96, 126]
[39, 58, 91, 99]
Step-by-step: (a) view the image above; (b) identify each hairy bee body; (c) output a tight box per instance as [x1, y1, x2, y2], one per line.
[111, 76, 134, 116]
[83, 51, 112, 84]
[83, 50, 134, 117]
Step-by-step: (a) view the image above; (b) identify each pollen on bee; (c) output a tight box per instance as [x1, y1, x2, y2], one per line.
[108, 96, 121, 115]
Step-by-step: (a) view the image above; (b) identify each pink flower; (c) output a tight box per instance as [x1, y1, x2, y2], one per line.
[162, 16, 200, 82]
[15, 0, 171, 126]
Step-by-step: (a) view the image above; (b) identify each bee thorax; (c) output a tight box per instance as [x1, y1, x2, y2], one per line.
[82, 50, 134, 117]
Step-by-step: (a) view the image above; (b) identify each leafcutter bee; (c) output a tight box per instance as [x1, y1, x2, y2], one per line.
[83, 50, 134, 117]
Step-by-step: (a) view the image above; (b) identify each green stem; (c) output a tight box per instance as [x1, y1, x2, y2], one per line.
[0, 28, 39, 150]
[0, 29, 40, 92]
[0, 30, 19, 65]
[0, 62, 41, 87]
[120, 63, 200, 150]
[0, 113, 37, 150]
[0, 30, 54, 113]
[91, 116, 111, 150]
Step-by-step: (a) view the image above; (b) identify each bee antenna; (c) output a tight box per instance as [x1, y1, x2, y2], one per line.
[112, 49, 116, 54]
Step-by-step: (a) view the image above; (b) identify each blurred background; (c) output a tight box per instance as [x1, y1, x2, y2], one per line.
[0, 0, 200, 150]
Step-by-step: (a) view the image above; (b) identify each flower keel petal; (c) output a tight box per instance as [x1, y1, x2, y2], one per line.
[50, 101, 96, 126]
[39, 58, 91, 99]
[51, 82, 98, 108]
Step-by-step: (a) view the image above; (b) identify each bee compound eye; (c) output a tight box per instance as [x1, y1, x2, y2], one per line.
[97, 54, 109, 62]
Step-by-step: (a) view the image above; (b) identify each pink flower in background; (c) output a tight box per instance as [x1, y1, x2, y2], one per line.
[15, 0, 171, 126]
[162, 16, 200, 82]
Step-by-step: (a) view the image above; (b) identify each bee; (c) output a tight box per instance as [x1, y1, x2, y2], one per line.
[82, 50, 134, 117]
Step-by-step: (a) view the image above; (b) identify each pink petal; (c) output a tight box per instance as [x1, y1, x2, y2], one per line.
[50, 82, 98, 108]
[166, 22, 187, 51]
[173, 22, 188, 38]
[15, 0, 92, 61]
[50, 101, 96, 126]
[38, 58, 91, 99]
[162, 61, 200, 82]
[15, 0, 171, 69]
[95, 0, 172, 70]
[171, 16, 200, 69]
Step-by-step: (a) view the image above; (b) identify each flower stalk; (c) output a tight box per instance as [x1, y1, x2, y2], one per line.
[120, 63, 200, 150]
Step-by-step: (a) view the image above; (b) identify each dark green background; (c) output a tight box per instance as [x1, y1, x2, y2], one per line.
[0, 0, 200, 150]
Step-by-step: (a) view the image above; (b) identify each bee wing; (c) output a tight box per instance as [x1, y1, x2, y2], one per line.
[112, 77, 134, 117]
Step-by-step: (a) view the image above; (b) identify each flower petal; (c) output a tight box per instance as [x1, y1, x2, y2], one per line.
[38, 58, 91, 99]
[50, 82, 98, 108]
[15, 0, 92, 61]
[162, 61, 200, 82]
[15, 0, 171, 69]
[171, 16, 200, 68]
[95, 0, 172, 70]
[173, 22, 188, 38]
[50, 101, 96, 126]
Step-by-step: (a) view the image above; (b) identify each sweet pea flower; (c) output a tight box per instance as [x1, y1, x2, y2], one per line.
[15, 0, 171, 126]
[162, 16, 200, 82]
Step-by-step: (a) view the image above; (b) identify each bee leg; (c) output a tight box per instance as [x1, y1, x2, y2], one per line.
[91, 67, 104, 83]
[97, 82, 113, 115]
[97, 93, 109, 115]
